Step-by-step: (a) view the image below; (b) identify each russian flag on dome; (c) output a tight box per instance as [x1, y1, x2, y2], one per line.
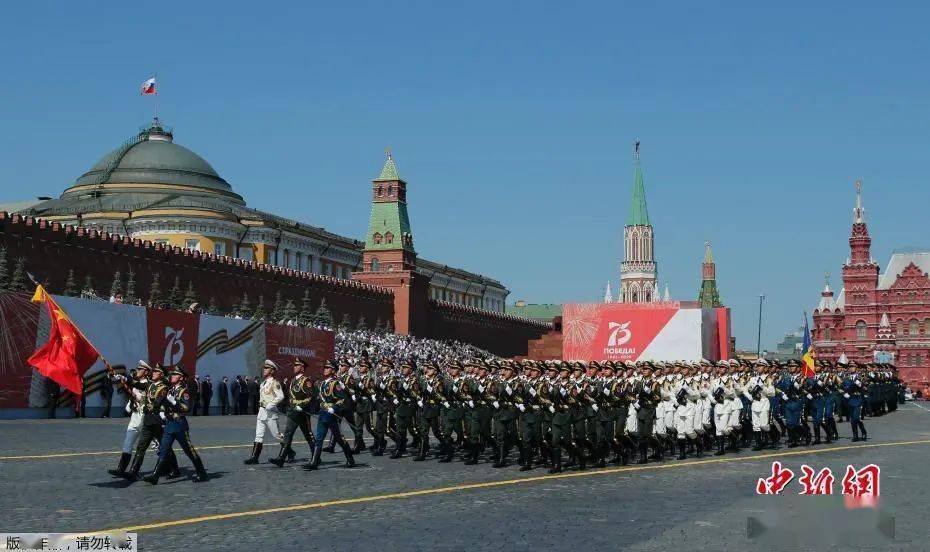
[140, 77, 157, 95]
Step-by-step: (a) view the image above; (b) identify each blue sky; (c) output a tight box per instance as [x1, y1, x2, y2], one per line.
[2, 2, 930, 350]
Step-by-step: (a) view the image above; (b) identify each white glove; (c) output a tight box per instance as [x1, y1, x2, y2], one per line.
[166, 394, 177, 405]
[633, 401, 640, 409]
[560, 388, 567, 397]
[351, 394, 357, 402]
[402, 382, 409, 390]
[843, 393, 850, 399]
[294, 405, 303, 412]
[159, 412, 166, 421]
[393, 398, 399, 405]
[379, 382, 386, 390]
[806, 394, 813, 400]
[417, 400, 424, 408]
[528, 387, 536, 397]
[794, 382, 800, 389]
[443, 401, 451, 409]
[477, 384, 484, 393]
[505, 385, 513, 395]
[781, 393, 788, 400]
[125, 403, 132, 414]
[493, 400, 500, 409]
[517, 403, 526, 412]
[452, 385, 459, 393]
[548, 405, 555, 413]
[592, 404, 599, 412]
[468, 400, 475, 408]
[326, 407, 335, 414]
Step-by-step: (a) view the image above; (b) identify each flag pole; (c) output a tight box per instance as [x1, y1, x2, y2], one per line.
[30, 280, 112, 371]
[153, 72, 158, 122]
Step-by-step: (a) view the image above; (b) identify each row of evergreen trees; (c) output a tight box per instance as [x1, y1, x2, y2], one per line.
[0, 249, 391, 331]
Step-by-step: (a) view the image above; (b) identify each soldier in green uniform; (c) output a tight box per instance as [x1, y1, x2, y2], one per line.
[518, 361, 546, 471]
[548, 362, 575, 473]
[477, 360, 498, 462]
[636, 367, 660, 464]
[269, 357, 316, 467]
[462, 360, 485, 465]
[593, 362, 615, 468]
[122, 364, 180, 482]
[492, 362, 520, 468]
[568, 362, 590, 470]
[371, 359, 395, 456]
[390, 361, 417, 459]
[439, 360, 466, 463]
[415, 360, 447, 461]
[352, 358, 376, 454]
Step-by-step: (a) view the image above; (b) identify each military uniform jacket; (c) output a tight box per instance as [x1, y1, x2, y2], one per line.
[420, 374, 445, 418]
[493, 377, 519, 421]
[636, 379, 660, 421]
[355, 373, 376, 414]
[316, 376, 348, 416]
[141, 379, 169, 426]
[288, 374, 313, 410]
[161, 382, 193, 433]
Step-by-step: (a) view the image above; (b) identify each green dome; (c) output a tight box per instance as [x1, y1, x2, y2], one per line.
[68, 124, 235, 195]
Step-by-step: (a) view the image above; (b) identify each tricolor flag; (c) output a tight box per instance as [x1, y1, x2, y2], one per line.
[140, 77, 157, 95]
[27, 286, 100, 397]
[801, 311, 816, 377]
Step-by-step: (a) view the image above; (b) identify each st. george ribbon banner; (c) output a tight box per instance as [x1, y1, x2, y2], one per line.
[561, 301, 731, 362]
[0, 292, 333, 409]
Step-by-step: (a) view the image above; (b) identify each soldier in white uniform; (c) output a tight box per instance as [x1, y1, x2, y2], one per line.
[746, 381, 772, 451]
[107, 360, 150, 477]
[244, 360, 285, 465]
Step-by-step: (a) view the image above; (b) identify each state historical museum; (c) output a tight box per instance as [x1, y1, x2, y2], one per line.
[812, 181, 930, 393]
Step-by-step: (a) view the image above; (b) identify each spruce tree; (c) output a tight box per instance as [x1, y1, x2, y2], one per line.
[81, 274, 96, 297]
[168, 276, 183, 310]
[271, 290, 285, 323]
[207, 297, 219, 315]
[339, 312, 352, 330]
[315, 298, 333, 328]
[10, 257, 27, 292]
[283, 299, 298, 322]
[109, 270, 123, 300]
[0, 247, 8, 291]
[125, 270, 137, 304]
[63, 269, 78, 297]
[183, 281, 198, 310]
[385, 319, 394, 334]
[252, 294, 266, 321]
[374, 318, 384, 333]
[148, 273, 162, 307]
[238, 293, 252, 318]
[297, 289, 314, 326]
[355, 313, 367, 331]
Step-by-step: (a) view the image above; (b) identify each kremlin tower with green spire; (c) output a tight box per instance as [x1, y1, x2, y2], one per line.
[698, 241, 722, 308]
[620, 141, 658, 302]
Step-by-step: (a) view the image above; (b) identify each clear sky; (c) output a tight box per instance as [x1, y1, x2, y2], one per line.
[2, 2, 929, 350]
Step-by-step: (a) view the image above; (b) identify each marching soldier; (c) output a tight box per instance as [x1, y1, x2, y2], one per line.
[244, 360, 285, 465]
[390, 361, 417, 459]
[121, 364, 180, 482]
[143, 367, 208, 484]
[352, 358, 377, 454]
[307, 360, 356, 470]
[371, 359, 396, 457]
[492, 362, 520, 468]
[438, 360, 466, 463]
[269, 358, 316, 467]
[415, 360, 448, 461]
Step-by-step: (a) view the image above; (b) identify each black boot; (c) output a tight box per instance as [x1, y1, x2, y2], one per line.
[142, 458, 168, 485]
[438, 442, 454, 463]
[339, 438, 356, 468]
[787, 427, 798, 447]
[464, 442, 480, 465]
[192, 457, 208, 482]
[390, 440, 405, 459]
[637, 441, 648, 464]
[492, 442, 509, 468]
[352, 439, 365, 455]
[851, 424, 860, 442]
[322, 435, 336, 454]
[548, 448, 563, 474]
[822, 423, 832, 444]
[695, 436, 704, 458]
[121, 452, 145, 482]
[857, 421, 868, 441]
[304, 444, 323, 470]
[752, 431, 763, 451]
[268, 444, 288, 467]
[108, 452, 131, 477]
[677, 440, 687, 460]
[519, 448, 533, 471]
[371, 438, 385, 457]
[244, 442, 262, 465]
[813, 425, 822, 445]
[413, 439, 428, 461]
[285, 446, 297, 463]
[714, 436, 725, 456]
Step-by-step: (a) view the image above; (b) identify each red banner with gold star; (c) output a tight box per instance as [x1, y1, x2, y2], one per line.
[27, 286, 99, 397]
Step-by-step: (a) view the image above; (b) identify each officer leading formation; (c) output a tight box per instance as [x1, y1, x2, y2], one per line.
[104, 354, 902, 482]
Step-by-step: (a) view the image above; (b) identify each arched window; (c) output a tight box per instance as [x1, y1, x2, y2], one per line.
[896, 319, 904, 335]
[370, 257, 380, 272]
[630, 283, 641, 303]
[377, 186, 383, 196]
[856, 320, 867, 339]
[910, 319, 920, 336]
[824, 328, 832, 340]
[385, 232, 394, 244]
[373, 233, 382, 245]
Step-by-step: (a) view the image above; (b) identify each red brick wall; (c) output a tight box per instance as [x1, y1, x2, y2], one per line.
[426, 300, 550, 357]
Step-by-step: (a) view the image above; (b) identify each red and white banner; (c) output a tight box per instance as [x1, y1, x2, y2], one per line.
[265, 325, 334, 380]
[562, 302, 729, 362]
[147, 309, 200, 372]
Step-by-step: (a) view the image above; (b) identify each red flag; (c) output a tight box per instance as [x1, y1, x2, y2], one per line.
[27, 286, 99, 397]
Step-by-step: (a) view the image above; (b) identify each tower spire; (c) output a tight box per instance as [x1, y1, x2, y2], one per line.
[698, 240, 722, 308]
[627, 141, 650, 226]
[620, 140, 657, 303]
[853, 179, 864, 223]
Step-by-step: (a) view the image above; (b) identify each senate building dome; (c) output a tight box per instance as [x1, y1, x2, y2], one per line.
[13, 118, 510, 312]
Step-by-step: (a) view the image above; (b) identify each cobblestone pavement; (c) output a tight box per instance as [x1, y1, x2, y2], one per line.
[1, 405, 928, 551]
